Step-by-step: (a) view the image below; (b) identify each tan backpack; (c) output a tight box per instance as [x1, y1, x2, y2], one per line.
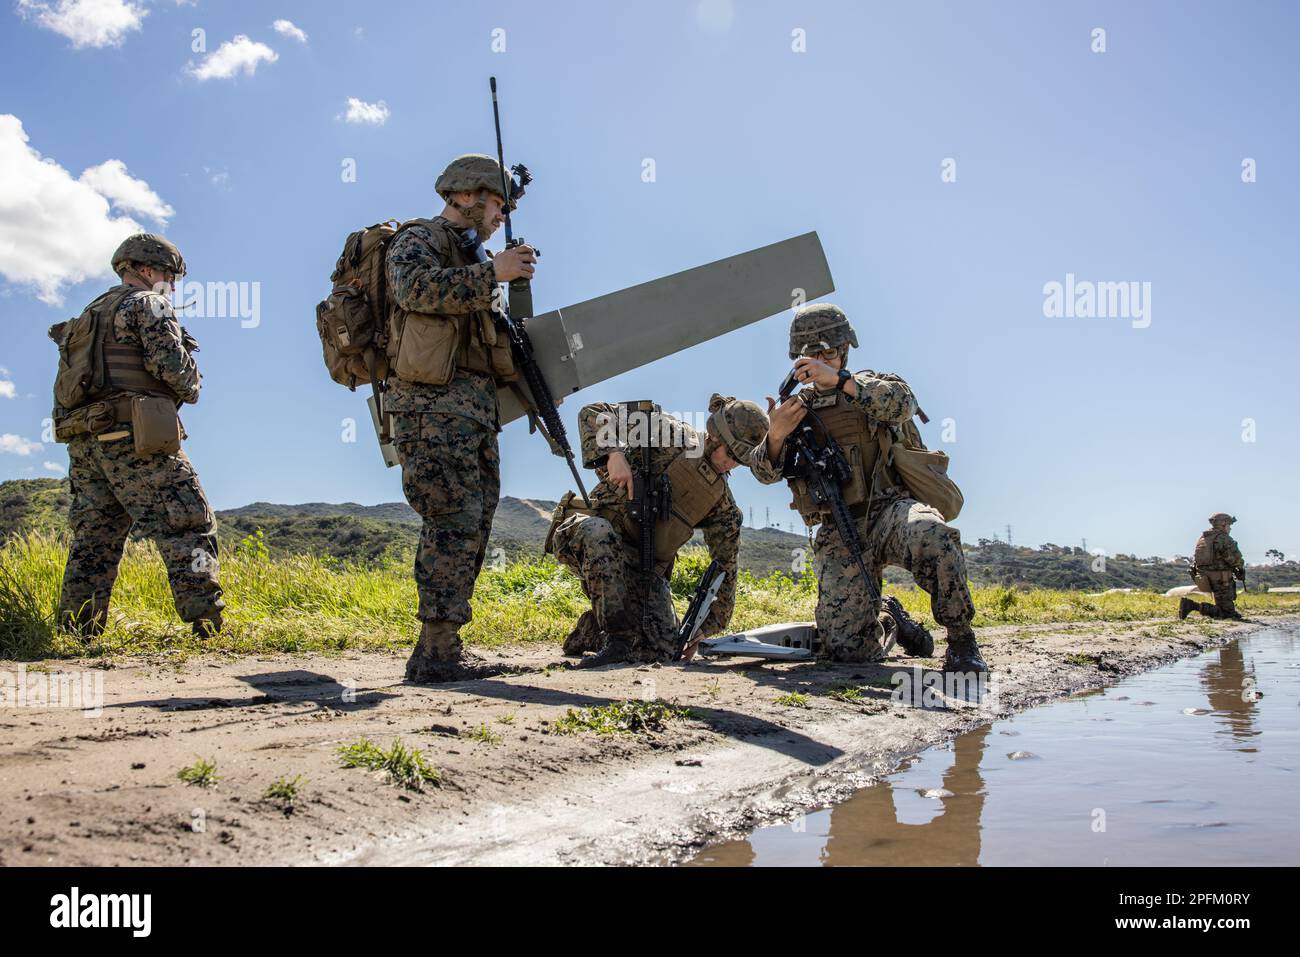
[1193, 532, 1216, 568]
[317, 221, 413, 394]
[49, 286, 135, 412]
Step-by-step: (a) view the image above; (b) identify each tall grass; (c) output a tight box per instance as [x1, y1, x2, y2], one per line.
[2, 531, 1297, 661]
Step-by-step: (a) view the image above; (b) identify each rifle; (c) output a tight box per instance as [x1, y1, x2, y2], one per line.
[777, 371, 882, 614]
[674, 559, 726, 662]
[624, 400, 671, 645]
[459, 77, 589, 505]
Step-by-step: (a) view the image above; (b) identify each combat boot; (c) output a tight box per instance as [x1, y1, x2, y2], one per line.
[883, 596, 935, 657]
[192, 611, 223, 640]
[405, 622, 505, 683]
[942, 629, 987, 673]
[574, 633, 635, 669]
[1178, 598, 1195, 620]
[562, 610, 604, 657]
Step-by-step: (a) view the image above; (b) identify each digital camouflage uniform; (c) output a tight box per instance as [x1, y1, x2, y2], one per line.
[549, 402, 745, 662]
[1183, 518, 1245, 620]
[57, 288, 223, 631]
[385, 217, 501, 633]
[750, 371, 975, 663]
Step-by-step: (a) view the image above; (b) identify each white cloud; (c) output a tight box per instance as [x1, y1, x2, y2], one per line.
[0, 434, 43, 456]
[17, 0, 147, 49]
[0, 379, 15, 399]
[79, 159, 174, 225]
[343, 97, 390, 125]
[0, 114, 173, 305]
[188, 35, 278, 81]
[44, 461, 67, 475]
[272, 19, 307, 44]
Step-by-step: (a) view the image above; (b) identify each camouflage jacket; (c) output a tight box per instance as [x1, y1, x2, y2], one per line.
[85, 289, 201, 413]
[384, 216, 500, 428]
[746, 370, 918, 484]
[578, 401, 743, 635]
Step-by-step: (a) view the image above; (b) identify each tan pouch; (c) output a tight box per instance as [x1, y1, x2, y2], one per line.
[132, 396, 182, 455]
[879, 429, 963, 521]
[394, 313, 459, 385]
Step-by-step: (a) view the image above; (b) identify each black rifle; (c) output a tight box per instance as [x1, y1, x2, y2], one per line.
[674, 559, 726, 662]
[456, 77, 588, 505]
[624, 400, 671, 644]
[777, 372, 882, 611]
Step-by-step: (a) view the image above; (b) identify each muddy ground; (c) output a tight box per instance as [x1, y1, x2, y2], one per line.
[1, 614, 1286, 867]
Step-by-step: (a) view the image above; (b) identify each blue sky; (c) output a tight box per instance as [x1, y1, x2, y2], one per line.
[1, 0, 1296, 563]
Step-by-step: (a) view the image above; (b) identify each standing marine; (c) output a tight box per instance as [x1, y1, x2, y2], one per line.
[1180, 513, 1246, 620]
[385, 154, 539, 682]
[49, 233, 223, 638]
[749, 303, 986, 671]
[546, 395, 768, 666]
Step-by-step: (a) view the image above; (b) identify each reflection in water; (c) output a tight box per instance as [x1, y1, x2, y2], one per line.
[689, 627, 1300, 867]
[821, 726, 989, 866]
[1200, 641, 1258, 745]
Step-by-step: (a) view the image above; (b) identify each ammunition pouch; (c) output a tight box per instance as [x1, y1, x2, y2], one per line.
[53, 398, 134, 443]
[131, 395, 182, 455]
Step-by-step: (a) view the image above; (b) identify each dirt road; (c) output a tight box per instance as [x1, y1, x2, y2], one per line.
[1, 615, 1280, 866]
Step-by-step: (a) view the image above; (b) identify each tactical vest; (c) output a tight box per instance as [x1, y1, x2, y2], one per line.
[787, 390, 887, 522]
[97, 287, 178, 400]
[387, 218, 515, 385]
[625, 449, 729, 568]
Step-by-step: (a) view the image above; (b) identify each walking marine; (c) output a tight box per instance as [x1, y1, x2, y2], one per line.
[750, 303, 986, 672]
[546, 396, 767, 666]
[49, 233, 224, 639]
[1180, 513, 1246, 621]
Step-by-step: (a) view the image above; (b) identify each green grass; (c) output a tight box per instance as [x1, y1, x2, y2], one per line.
[177, 757, 219, 788]
[3, 531, 1299, 661]
[466, 723, 502, 744]
[774, 692, 811, 708]
[825, 685, 864, 702]
[337, 737, 440, 791]
[1065, 653, 1103, 667]
[551, 700, 693, 736]
[262, 774, 306, 806]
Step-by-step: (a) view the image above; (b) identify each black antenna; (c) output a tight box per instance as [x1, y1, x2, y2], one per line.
[489, 77, 513, 245]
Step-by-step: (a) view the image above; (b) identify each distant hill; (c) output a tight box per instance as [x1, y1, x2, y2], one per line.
[4, 479, 1299, 588]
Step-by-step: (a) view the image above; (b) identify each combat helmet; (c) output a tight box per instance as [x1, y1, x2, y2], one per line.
[707, 394, 768, 462]
[789, 303, 858, 360]
[111, 233, 186, 278]
[435, 154, 514, 208]
[1208, 512, 1236, 526]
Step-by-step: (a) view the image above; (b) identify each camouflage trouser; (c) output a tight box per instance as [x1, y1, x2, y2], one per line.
[551, 513, 677, 660]
[814, 496, 974, 661]
[60, 434, 223, 626]
[1194, 571, 1239, 618]
[393, 412, 499, 626]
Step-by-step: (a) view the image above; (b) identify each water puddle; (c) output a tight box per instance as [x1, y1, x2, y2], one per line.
[689, 626, 1299, 866]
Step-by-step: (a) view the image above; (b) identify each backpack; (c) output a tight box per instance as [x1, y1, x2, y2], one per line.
[869, 372, 965, 522]
[48, 286, 134, 411]
[1193, 531, 1216, 568]
[316, 221, 408, 394]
